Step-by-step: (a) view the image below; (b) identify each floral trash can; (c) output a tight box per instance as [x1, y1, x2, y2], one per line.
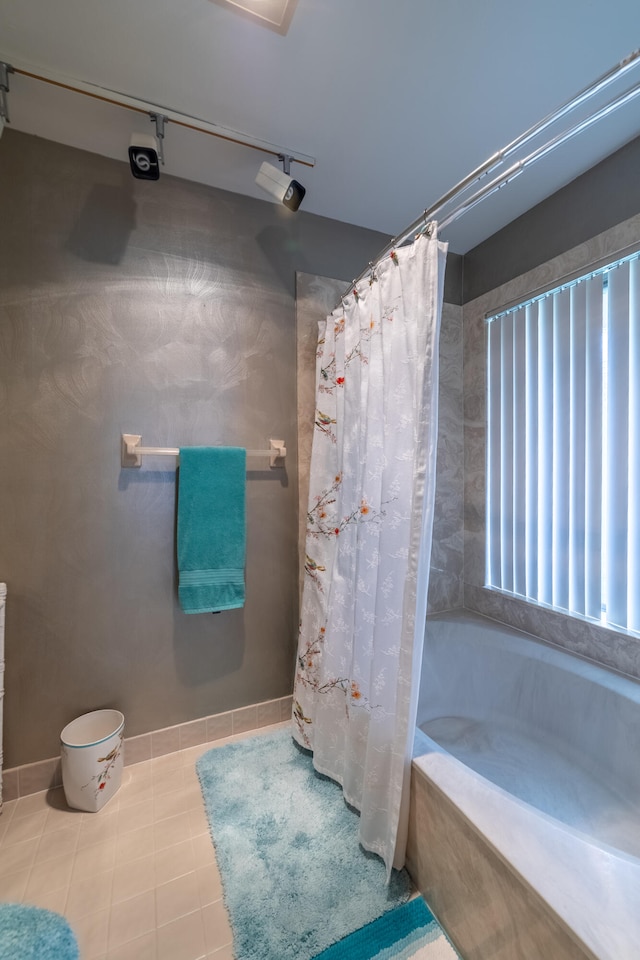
[60, 709, 125, 812]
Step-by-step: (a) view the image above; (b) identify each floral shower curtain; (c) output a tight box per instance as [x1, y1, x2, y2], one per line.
[292, 229, 447, 875]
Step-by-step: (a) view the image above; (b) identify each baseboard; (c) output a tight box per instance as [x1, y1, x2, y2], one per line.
[1, 695, 294, 804]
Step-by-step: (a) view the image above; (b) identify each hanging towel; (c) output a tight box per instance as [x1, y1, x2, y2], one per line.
[177, 447, 247, 614]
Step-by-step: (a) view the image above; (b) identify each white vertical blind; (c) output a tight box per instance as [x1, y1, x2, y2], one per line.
[537, 296, 554, 607]
[513, 307, 527, 595]
[606, 263, 629, 629]
[628, 259, 640, 628]
[500, 314, 514, 593]
[486, 249, 640, 636]
[552, 288, 571, 610]
[568, 282, 586, 615]
[487, 318, 502, 588]
[524, 302, 539, 599]
[584, 276, 603, 620]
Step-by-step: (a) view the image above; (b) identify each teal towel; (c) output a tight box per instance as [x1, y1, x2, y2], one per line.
[177, 446, 247, 614]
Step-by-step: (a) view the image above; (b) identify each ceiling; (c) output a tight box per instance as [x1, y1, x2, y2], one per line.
[2, 0, 640, 254]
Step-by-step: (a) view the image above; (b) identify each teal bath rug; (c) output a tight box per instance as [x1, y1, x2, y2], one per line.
[0, 903, 79, 960]
[196, 727, 411, 960]
[312, 897, 460, 959]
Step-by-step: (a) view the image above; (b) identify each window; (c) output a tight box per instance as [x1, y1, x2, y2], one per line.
[486, 248, 640, 635]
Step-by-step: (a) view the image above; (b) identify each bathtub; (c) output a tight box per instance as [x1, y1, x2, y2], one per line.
[406, 610, 640, 960]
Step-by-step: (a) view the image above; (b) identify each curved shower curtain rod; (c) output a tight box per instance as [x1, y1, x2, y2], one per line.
[335, 47, 640, 308]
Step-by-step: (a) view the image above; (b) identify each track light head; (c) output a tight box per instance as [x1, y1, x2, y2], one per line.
[128, 133, 160, 180]
[256, 155, 306, 211]
[128, 114, 167, 181]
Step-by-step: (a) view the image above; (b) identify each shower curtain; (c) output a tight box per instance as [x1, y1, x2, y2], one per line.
[292, 229, 447, 875]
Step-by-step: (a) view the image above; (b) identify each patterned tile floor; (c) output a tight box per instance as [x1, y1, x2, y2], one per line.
[0, 721, 289, 959]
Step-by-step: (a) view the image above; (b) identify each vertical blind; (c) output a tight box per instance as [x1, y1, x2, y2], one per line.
[486, 249, 640, 635]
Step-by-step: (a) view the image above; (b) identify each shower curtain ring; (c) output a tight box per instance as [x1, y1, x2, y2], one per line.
[416, 212, 432, 240]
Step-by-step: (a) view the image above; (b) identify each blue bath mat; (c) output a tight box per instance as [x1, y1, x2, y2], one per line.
[196, 727, 411, 960]
[311, 897, 460, 959]
[0, 903, 79, 960]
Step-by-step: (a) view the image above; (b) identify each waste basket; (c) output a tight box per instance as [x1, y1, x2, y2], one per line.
[60, 709, 125, 812]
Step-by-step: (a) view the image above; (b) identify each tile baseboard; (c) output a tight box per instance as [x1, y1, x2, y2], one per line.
[1, 695, 294, 804]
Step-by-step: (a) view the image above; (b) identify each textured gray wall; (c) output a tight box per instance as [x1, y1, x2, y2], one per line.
[0, 130, 392, 766]
[427, 302, 464, 612]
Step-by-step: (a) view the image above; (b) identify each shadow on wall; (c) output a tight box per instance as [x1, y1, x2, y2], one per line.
[246, 468, 289, 488]
[256, 224, 313, 295]
[117, 469, 175, 492]
[6, 590, 127, 767]
[171, 606, 246, 688]
[66, 182, 137, 265]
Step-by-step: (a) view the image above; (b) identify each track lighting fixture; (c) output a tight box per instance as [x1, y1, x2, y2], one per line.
[0, 58, 315, 189]
[256, 153, 306, 211]
[128, 112, 167, 181]
[0, 62, 14, 140]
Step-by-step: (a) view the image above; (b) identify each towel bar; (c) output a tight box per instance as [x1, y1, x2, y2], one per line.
[121, 434, 286, 469]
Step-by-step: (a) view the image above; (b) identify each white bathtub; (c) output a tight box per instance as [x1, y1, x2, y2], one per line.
[408, 610, 640, 960]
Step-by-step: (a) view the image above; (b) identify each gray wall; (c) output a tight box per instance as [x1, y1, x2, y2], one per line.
[463, 133, 640, 303]
[0, 130, 393, 766]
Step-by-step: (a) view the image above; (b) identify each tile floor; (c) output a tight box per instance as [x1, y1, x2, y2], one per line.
[0, 721, 290, 959]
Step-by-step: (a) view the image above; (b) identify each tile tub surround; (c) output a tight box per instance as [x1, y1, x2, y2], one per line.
[409, 611, 640, 960]
[428, 301, 464, 614]
[0, 724, 295, 960]
[406, 767, 589, 960]
[1, 696, 293, 803]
